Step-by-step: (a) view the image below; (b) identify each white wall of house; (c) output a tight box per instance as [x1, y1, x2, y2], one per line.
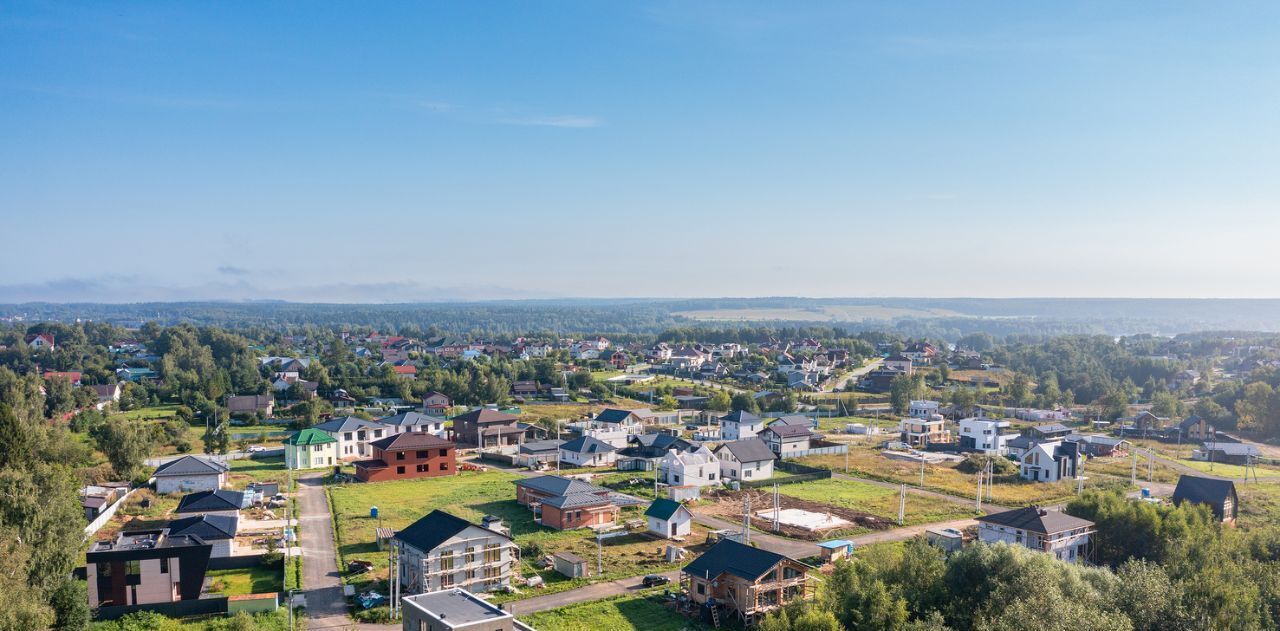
[155, 473, 223, 495]
[559, 448, 617, 468]
[720, 419, 764, 441]
[959, 419, 1011, 455]
[326, 425, 390, 459]
[647, 511, 692, 538]
[658, 448, 720, 487]
[977, 523, 1090, 563]
[398, 525, 516, 594]
[717, 452, 774, 482]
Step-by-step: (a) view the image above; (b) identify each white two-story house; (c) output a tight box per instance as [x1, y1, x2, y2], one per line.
[658, 445, 720, 488]
[395, 510, 519, 594]
[976, 507, 1094, 563]
[958, 418, 1012, 455]
[313, 416, 391, 460]
[719, 410, 765, 441]
[714, 438, 776, 482]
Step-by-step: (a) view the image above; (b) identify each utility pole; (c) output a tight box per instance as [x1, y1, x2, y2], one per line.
[919, 457, 926, 487]
[773, 483, 780, 531]
[976, 467, 984, 511]
[898, 483, 906, 525]
[1131, 451, 1137, 485]
[743, 493, 752, 544]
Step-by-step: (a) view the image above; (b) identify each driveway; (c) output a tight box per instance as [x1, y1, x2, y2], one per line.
[297, 472, 352, 629]
[505, 570, 680, 616]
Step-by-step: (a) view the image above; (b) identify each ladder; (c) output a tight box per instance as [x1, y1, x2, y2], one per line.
[710, 605, 721, 628]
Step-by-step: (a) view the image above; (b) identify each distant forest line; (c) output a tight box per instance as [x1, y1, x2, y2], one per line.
[4, 297, 1280, 339]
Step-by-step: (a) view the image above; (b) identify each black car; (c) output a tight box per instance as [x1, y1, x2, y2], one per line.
[642, 574, 671, 587]
[685, 424, 700, 431]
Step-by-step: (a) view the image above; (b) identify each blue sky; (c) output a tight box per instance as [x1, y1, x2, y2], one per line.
[2, 1, 1277, 302]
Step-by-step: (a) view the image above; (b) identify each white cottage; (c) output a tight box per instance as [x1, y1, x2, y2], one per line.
[714, 438, 777, 482]
[645, 498, 693, 539]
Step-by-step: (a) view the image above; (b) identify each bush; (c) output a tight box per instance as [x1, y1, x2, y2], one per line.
[956, 454, 1017, 475]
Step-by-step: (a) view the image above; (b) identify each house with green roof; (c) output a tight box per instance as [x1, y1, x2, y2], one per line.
[645, 498, 693, 539]
[284, 428, 338, 469]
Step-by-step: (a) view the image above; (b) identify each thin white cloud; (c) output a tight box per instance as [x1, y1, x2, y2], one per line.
[499, 115, 602, 129]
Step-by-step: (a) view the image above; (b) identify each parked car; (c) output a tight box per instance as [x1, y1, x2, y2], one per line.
[247, 445, 267, 453]
[642, 574, 671, 587]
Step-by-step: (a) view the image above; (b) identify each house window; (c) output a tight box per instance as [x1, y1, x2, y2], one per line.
[313, 445, 323, 452]
[484, 565, 500, 579]
[416, 464, 429, 473]
[439, 448, 448, 457]
[396, 466, 405, 475]
[98, 562, 111, 578]
[696, 583, 705, 595]
[374, 430, 382, 438]
[344, 432, 353, 441]
[125, 560, 140, 576]
[160, 557, 169, 574]
[396, 451, 406, 460]
[484, 544, 501, 563]
[416, 450, 429, 459]
[441, 462, 449, 471]
[440, 551, 455, 571]
[441, 573, 454, 588]
[465, 547, 476, 564]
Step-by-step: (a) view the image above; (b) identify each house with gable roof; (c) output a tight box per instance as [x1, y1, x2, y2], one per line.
[682, 538, 812, 625]
[394, 510, 518, 594]
[513, 475, 643, 530]
[151, 455, 229, 495]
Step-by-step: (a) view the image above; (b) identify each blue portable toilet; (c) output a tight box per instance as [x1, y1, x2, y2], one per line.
[371, 506, 379, 519]
[1141, 488, 1150, 498]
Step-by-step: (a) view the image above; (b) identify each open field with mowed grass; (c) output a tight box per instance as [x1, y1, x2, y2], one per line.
[777, 478, 977, 528]
[328, 470, 708, 602]
[519, 591, 715, 631]
[1238, 481, 1280, 529]
[205, 565, 283, 596]
[227, 455, 290, 488]
[796, 447, 1093, 507]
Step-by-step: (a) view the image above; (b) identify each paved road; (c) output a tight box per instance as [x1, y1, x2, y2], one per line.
[297, 473, 353, 630]
[505, 570, 680, 616]
[825, 358, 883, 393]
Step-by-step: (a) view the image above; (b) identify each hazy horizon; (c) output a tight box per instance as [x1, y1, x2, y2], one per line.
[4, 2, 1278, 302]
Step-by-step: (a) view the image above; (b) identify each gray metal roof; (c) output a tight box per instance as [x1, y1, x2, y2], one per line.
[976, 507, 1094, 534]
[152, 455, 229, 477]
[402, 589, 511, 627]
[313, 416, 389, 433]
[716, 438, 776, 463]
[560, 435, 617, 454]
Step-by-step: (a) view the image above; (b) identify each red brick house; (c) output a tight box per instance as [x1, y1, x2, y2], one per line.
[354, 432, 456, 483]
[513, 475, 643, 530]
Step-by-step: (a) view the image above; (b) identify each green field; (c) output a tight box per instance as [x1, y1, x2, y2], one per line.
[777, 478, 976, 529]
[228, 455, 290, 487]
[327, 470, 700, 601]
[519, 591, 713, 631]
[205, 565, 284, 596]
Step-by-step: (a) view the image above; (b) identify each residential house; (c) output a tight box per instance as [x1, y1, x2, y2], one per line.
[1027, 423, 1073, 441]
[899, 417, 951, 447]
[1013, 408, 1072, 422]
[616, 433, 698, 470]
[43, 370, 83, 385]
[81, 483, 130, 520]
[907, 400, 942, 419]
[557, 436, 618, 468]
[422, 391, 452, 414]
[658, 445, 720, 488]
[902, 341, 938, 365]
[719, 410, 765, 441]
[592, 408, 647, 435]
[394, 510, 518, 594]
[513, 475, 643, 530]
[958, 418, 1012, 455]
[882, 354, 914, 374]
[174, 489, 249, 518]
[1019, 441, 1080, 482]
[511, 381, 542, 399]
[759, 424, 814, 457]
[314, 416, 392, 459]
[669, 346, 709, 371]
[1176, 414, 1216, 441]
[116, 367, 157, 383]
[24, 332, 55, 350]
[516, 439, 564, 469]
[1005, 434, 1036, 459]
[769, 414, 818, 430]
[645, 498, 693, 539]
[682, 538, 811, 625]
[283, 428, 338, 469]
[390, 364, 417, 379]
[860, 367, 907, 393]
[226, 394, 274, 418]
[1124, 411, 1169, 432]
[379, 411, 448, 438]
[355, 432, 456, 482]
[151, 456, 228, 495]
[86, 529, 211, 613]
[90, 383, 123, 410]
[1193, 442, 1258, 465]
[165, 514, 238, 558]
[715, 438, 777, 482]
[1172, 475, 1239, 524]
[647, 343, 673, 362]
[451, 409, 541, 449]
[1064, 434, 1128, 457]
[976, 507, 1094, 563]
[1170, 369, 1202, 390]
[399, 588, 533, 631]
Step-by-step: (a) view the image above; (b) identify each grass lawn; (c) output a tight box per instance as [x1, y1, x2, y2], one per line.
[116, 404, 182, 421]
[796, 447, 1081, 507]
[328, 470, 704, 602]
[228, 456, 290, 487]
[1082, 455, 1181, 484]
[519, 591, 714, 631]
[1238, 481, 1280, 529]
[205, 565, 284, 596]
[814, 415, 899, 434]
[777, 478, 977, 528]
